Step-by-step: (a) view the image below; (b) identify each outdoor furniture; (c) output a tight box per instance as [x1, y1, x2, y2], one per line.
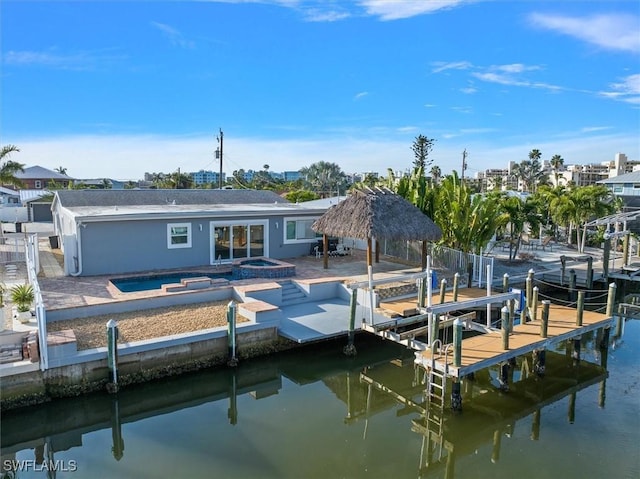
[520, 234, 532, 249]
[534, 236, 554, 251]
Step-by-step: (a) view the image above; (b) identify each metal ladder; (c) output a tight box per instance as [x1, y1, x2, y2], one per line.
[421, 340, 452, 468]
[426, 339, 450, 410]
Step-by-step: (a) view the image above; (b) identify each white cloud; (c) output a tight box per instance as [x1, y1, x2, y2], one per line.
[529, 13, 640, 53]
[358, 0, 470, 21]
[471, 64, 562, 92]
[354, 91, 369, 100]
[431, 61, 473, 73]
[302, 8, 351, 22]
[599, 73, 640, 104]
[151, 22, 195, 49]
[3, 49, 125, 70]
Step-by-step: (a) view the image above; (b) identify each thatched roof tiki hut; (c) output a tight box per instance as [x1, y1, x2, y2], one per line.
[311, 187, 443, 271]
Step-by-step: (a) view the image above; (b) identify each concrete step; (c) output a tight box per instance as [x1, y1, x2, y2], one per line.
[279, 281, 308, 305]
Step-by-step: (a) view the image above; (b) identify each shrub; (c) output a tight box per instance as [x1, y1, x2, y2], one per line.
[11, 284, 34, 313]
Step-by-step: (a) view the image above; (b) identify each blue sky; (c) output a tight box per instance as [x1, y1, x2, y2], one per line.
[1, 1, 639, 181]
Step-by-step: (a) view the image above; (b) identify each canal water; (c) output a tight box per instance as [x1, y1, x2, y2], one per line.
[1, 322, 638, 479]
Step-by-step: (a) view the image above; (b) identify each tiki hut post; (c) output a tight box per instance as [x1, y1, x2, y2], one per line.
[323, 234, 329, 269]
[421, 241, 428, 271]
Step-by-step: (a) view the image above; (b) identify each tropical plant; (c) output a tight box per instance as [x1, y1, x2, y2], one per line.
[430, 165, 441, 185]
[283, 189, 319, 203]
[0, 145, 25, 189]
[496, 194, 542, 261]
[550, 154, 564, 186]
[511, 155, 547, 193]
[299, 161, 349, 198]
[11, 284, 34, 313]
[54, 166, 68, 175]
[433, 173, 508, 254]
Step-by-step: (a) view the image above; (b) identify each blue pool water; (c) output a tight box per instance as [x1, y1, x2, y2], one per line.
[111, 271, 232, 293]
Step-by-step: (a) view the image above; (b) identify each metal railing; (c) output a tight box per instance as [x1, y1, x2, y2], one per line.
[381, 239, 494, 287]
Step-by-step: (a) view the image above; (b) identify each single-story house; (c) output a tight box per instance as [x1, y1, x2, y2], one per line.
[0, 186, 20, 206]
[51, 189, 328, 276]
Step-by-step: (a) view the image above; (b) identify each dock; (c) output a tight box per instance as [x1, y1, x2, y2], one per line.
[348, 274, 617, 411]
[414, 301, 613, 378]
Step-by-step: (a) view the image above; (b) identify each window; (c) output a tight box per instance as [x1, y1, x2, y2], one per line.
[167, 223, 192, 249]
[284, 217, 321, 243]
[34, 180, 42, 189]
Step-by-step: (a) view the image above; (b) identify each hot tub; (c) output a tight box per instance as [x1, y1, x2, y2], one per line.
[232, 257, 296, 280]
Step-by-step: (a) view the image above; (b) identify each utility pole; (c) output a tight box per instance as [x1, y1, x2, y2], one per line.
[461, 149, 468, 181]
[216, 129, 224, 189]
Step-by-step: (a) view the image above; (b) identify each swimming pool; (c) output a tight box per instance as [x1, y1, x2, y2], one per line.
[111, 271, 232, 293]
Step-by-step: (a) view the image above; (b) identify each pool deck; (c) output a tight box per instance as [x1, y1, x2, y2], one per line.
[16, 227, 418, 343]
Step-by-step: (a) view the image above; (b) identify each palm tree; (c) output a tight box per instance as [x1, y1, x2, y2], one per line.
[0, 145, 25, 188]
[497, 194, 541, 261]
[299, 161, 348, 198]
[550, 154, 564, 186]
[512, 156, 546, 193]
[528, 149, 542, 162]
[55, 166, 68, 175]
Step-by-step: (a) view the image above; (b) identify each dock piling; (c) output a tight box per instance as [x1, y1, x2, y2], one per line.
[541, 300, 549, 338]
[227, 301, 238, 367]
[501, 306, 509, 350]
[569, 270, 577, 302]
[451, 379, 462, 412]
[106, 319, 119, 393]
[452, 273, 460, 302]
[606, 283, 617, 317]
[453, 319, 463, 367]
[439, 278, 447, 304]
[502, 273, 509, 293]
[532, 287, 539, 322]
[344, 288, 358, 356]
[586, 256, 593, 290]
[576, 291, 585, 326]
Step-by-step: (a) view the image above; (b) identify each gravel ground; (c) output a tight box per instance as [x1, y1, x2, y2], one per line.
[47, 301, 248, 350]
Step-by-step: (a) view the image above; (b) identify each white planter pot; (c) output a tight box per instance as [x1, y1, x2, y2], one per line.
[13, 308, 32, 324]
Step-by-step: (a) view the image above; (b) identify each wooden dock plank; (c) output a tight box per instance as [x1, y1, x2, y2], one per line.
[379, 288, 499, 317]
[416, 302, 612, 377]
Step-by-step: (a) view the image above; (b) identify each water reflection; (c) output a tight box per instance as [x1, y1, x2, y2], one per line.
[0, 324, 627, 478]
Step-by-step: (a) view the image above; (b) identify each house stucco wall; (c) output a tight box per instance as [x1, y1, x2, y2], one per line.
[73, 214, 318, 276]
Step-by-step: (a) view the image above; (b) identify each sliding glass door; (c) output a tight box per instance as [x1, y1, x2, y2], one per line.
[211, 221, 266, 263]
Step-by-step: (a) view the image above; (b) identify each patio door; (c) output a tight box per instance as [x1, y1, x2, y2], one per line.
[211, 221, 267, 264]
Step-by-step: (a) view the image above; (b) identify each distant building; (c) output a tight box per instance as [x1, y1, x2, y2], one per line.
[190, 170, 226, 186]
[476, 153, 636, 191]
[14, 165, 73, 190]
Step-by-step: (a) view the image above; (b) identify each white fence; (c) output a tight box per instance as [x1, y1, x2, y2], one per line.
[380, 239, 494, 287]
[25, 234, 48, 371]
[0, 206, 29, 223]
